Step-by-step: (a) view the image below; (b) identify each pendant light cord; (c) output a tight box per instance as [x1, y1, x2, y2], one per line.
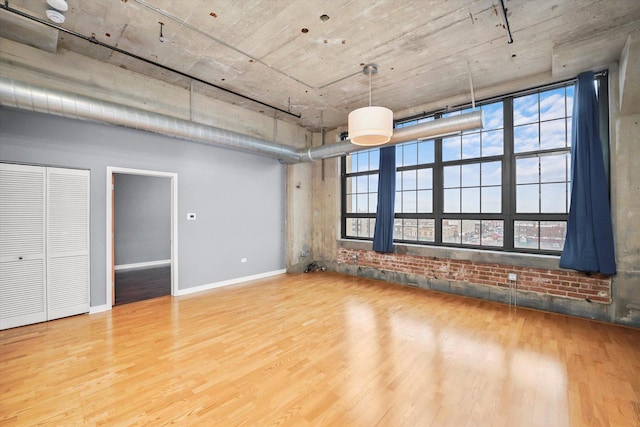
[467, 61, 476, 109]
[369, 67, 372, 107]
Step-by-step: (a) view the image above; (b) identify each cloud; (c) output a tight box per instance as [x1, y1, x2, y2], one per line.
[514, 94, 539, 125]
[540, 119, 567, 149]
[482, 103, 504, 130]
[462, 133, 481, 159]
[482, 161, 502, 186]
[540, 153, 568, 182]
[516, 157, 539, 184]
[482, 130, 504, 155]
[514, 124, 539, 152]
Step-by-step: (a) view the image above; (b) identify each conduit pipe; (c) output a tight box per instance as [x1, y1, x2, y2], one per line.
[298, 111, 484, 161]
[0, 77, 483, 163]
[0, 77, 302, 162]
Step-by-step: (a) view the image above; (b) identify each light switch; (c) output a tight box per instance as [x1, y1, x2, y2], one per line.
[187, 213, 196, 220]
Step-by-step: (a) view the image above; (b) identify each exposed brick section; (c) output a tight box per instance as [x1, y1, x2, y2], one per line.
[337, 248, 612, 304]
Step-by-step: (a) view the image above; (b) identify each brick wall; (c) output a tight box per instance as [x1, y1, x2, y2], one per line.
[337, 247, 612, 303]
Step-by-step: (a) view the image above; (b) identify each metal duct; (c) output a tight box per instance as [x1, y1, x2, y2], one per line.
[299, 110, 484, 161]
[0, 77, 483, 163]
[0, 77, 302, 163]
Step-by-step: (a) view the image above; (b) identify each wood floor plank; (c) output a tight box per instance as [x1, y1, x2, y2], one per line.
[1, 272, 639, 426]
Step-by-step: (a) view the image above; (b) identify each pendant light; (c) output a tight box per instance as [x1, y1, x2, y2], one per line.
[348, 64, 393, 146]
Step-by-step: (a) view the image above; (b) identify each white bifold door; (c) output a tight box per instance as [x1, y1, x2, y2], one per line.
[0, 163, 90, 330]
[0, 164, 47, 329]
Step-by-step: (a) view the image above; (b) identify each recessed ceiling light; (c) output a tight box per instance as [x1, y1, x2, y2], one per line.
[46, 9, 65, 23]
[47, 0, 68, 12]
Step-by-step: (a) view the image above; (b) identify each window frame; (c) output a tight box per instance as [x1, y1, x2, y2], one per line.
[341, 73, 608, 255]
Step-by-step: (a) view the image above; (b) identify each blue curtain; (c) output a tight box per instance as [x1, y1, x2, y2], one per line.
[560, 71, 616, 274]
[373, 146, 396, 253]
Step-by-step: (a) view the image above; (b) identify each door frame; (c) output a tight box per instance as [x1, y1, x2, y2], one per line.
[106, 167, 178, 309]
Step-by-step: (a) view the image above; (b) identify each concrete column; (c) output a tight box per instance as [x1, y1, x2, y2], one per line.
[285, 156, 313, 273]
[609, 34, 640, 326]
[310, 130, 341, 269]
[611, 112, 640, 325]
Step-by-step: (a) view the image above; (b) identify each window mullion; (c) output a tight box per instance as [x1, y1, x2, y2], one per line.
[503, 98, 515, 250]
[341, 156, 347, 238]
[434, 116, 444, 244]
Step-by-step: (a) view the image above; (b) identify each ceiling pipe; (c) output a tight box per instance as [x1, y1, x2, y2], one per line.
[299, 111, 483, 161]
[0, 77, 302, 162]
[0, 77, 483, 163]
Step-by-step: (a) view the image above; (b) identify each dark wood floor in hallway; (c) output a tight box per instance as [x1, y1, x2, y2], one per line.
[115, 266, 171, 305]
[1, 272, 639, 426]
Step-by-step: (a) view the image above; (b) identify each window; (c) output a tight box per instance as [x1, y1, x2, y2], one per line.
[342, 74, 608, 254]
[344, 149, 379, 239]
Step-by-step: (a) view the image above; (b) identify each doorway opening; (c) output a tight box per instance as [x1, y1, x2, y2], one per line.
[106, 167, 178, 308]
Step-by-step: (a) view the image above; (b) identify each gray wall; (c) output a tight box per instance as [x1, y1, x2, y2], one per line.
[114, 174, 171, 266]
[0, 108, 286, 307]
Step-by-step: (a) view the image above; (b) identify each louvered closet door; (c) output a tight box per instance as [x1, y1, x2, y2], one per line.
[0, 164, 47, 330]
[46, 167, 90, 321]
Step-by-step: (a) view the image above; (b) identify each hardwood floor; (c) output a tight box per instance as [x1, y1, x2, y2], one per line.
[115, 266, 171, 305]
[1, 272, 638, 426]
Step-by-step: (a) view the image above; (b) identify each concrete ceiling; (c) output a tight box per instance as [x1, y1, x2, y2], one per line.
[2, 0, 640, 131]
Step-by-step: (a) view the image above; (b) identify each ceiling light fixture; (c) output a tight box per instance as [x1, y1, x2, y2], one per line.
[348, 64, 393, 146]
[45, 0, 67, 23]
[46, 0, 68, 12]
[45, 9, 65, 23]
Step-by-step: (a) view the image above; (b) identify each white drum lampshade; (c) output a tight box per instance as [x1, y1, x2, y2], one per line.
[348, 106, 393, 146]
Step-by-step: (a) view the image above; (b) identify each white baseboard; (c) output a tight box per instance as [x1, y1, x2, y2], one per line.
[89, 304, 110, 314]
[177, 269, 286, 296]
[115, 259, 171, 271]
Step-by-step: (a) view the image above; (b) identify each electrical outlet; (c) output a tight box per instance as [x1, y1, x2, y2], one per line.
[508, 272, 517, 281]
[241, 258, 247, 263]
